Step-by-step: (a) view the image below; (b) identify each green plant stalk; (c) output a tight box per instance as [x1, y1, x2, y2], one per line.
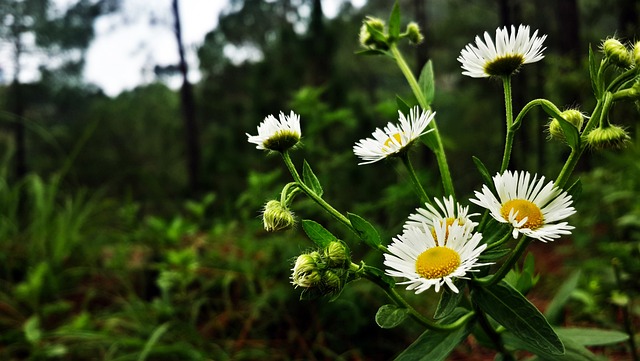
[360, 265, 474, 331]
[477, 235, 531, 287]
[389, 43, 456, 200]
[500, 76, 515, 172]
[473, 299, 514, 359]
[400, 152, 432, 205]
[281, 151, 352, 229]
[485, 230, 514, 251]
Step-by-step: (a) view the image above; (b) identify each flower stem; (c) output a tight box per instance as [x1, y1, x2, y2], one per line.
[473, 300, 514, 360]
[400, 153, 432, 206]
[500, 76, 514, 172]
[389, 43, 456, 200]
[476, 236, 531, 287]
[281, 151, 352, 229]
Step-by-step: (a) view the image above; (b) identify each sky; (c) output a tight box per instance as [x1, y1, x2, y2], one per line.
[0, 0, 364, 96]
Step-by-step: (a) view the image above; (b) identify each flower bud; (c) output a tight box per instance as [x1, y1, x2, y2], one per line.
[322, 270, 343, 293]
[324, 241, 349, 268]
[262, 200, 295, 232]
[548, 109, 584, 142]
[359, 16, 388, 50]
[291, 253, 321, 288]
[633, 41, 640, 67]
[406, 22, 424, 44]
[603, 38, 633, 68]
[586, 125, 631, 150]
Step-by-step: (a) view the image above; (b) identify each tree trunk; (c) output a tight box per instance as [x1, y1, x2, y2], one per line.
[171, 0, 201, 193]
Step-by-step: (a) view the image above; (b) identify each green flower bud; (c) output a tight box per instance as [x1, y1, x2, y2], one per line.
[291, 253, 321, 288]
[603, 38, 633, 68]
[359, 16, 388, 50]
[633, 41, 640, 67]
[586, 125, 631, 150]
[324, 241, 349, 268]
[548, 109, 584, 142]
[262, 200, 295, 232]
[322, 270, 343, 293]
[406, 22, 424, 45]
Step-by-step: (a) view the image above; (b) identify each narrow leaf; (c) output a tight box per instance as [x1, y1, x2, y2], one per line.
[302, 160, 323, 197]
[418, 60, 435, 107]
[396, 95, 411, 115]
[555, 113, 581, 150]
[420, 130, 438, 151]
[503, 332, 600, 361]
[388, 0, 401, 41]
[434, 280, 464, 319]
[545, 271, 581, 325]
[302, 220, 338, 248]
[472, 156, 496, 193]
[565, 179, 582, 201]
[473, 281, 564, 355]
[478, 247, 511, 262]
[588, 45, 600, 97]
[555, 327, 629, 346]
[376, 304, 409, 328]
[355, 48, 387, 56]
[347, 212, 382, 249]
[138, 322, 171, 361]
[395, 308, 474, 361]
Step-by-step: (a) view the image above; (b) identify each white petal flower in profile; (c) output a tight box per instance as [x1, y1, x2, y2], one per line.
[247, 111, 301, 151]
[458, 24, 547, 78]
[384, 221, 490, 294]
[470, 170, 576, 242]
[353, 106, 435, 165]
[404, 195, 479, 234]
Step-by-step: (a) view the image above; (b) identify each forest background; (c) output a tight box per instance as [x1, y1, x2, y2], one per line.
[0, 0, 639, 360]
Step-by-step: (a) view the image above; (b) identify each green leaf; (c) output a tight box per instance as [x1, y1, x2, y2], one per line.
[418, 60, 435, 107]
[420, 130, 438, 151]
[375, 304, 409, 328]
[478, 247, 511, 262]
[556, 327, 629, 346]
[555, 112, 581, 150]
[347, 212, 382, 249]
[24, 315, 42, 344]
[472, 156, 496, 193]
[388, 0, 401, 41]
[545, 271, 581, 325]
[302, 220, 338, 248]
[565, 179, 582, 201]
[473, 281, 564, 355]
[302, 160, 323, 197]
[588, 45, 600, 98]
[138, 322, 170, 361]
[394, 308, 474, 361]
[396, 95, 412, 115]
[355, 48, 388, 56]
[503, 332, 600, 361]
[434, 280, 464, 319]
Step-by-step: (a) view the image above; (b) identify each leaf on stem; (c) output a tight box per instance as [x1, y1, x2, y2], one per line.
[394, 308, 474, 361]
[472, 156, 496, 194]
[554, 114, 581, 150]
[347, 212, 382, 249]
[418, 60, 435, 107]
[387, 0, 401, 42]
[376, 304, 409, 328]
[302, 219, 338, 248]
[588, 45, 601, 98]
[565, 179, 582, 201]
[555, 327, 629, 346]
[503, 331, 600, 361]
[434, 279, 464, 319]
[473, 281, 564, 355]
[302, 160, 323, 197]
[396, 95, 412, 115]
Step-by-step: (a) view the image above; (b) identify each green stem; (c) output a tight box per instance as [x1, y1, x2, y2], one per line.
[499, 76, 515, 172]
[281, 151, 352, 229]
[400, 153, 432, 206]
[473, 300, 513, 359]
[485, 230, 514, 251]
[361, 266, 474, 331]
[389, 43, 456, 200]
[477, 236, 531, 287]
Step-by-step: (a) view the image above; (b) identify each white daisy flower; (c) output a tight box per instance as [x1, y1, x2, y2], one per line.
[470, 170, 576, 242]
[247, 111, 301, 151]
[384, 221, 490, 294]
[353, 106, 435, 165]
[458, 24, 547, 78]
[404, 195, 479, 235]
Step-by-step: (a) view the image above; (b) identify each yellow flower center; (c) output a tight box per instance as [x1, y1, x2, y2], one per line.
[500, 199, 544, 229]
[415, 246, 461, 279]
[383, 133, 404, 150]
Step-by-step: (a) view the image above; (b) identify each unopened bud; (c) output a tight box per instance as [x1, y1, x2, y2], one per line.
[291, 253, 321, 288]
[586, 125, 631, 150]
[406, 22, 424, 44]
[548, 109, 584, 142]
[359, 16, 388, 50]
[633, 41, 640, 67]
[603, 38, 633, 68]
[324, 241, 349, 268]
[322, 270, 343, 293]
[262, 200, 295, 232]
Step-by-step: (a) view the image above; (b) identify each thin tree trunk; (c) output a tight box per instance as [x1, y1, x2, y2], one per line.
[172, 0, 201, 193]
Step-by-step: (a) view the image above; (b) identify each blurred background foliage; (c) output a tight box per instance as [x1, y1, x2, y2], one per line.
[0, 0, 639, 359]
